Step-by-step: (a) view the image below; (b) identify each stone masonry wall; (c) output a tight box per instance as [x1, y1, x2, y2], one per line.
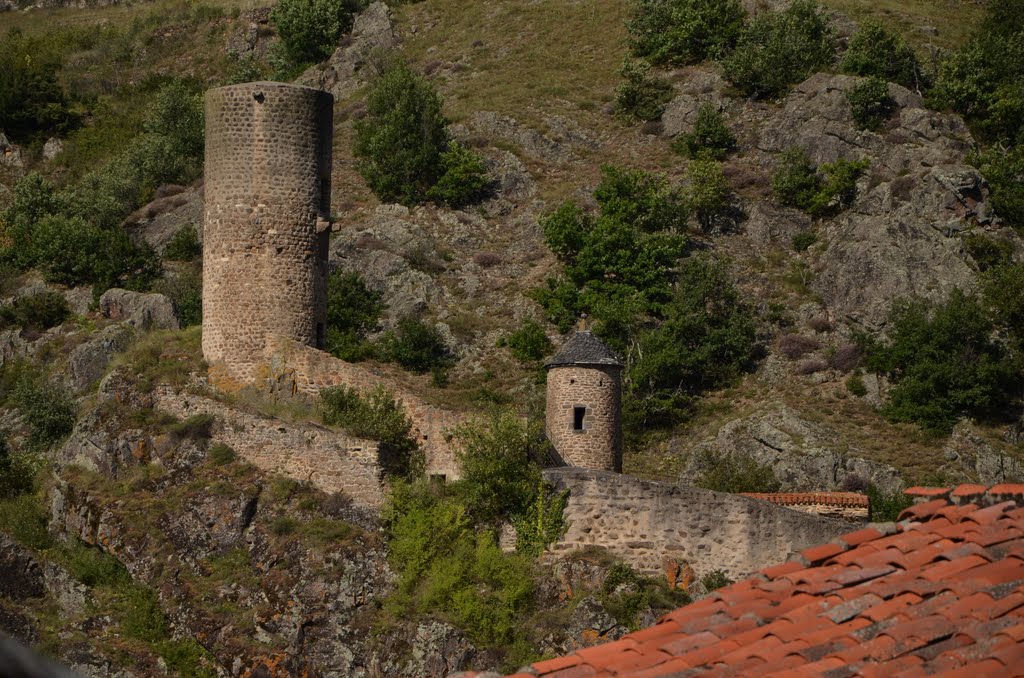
[153, 388, 384, 507]
[203, 82, 332, 386]
[545, 468, 852, 580]
[545, 365, 622, 472]
[263, 336, 465, 479]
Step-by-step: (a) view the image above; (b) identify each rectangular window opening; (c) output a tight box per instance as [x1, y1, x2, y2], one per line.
[573, 406, 586, 431]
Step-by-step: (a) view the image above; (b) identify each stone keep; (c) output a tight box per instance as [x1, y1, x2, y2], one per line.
[203, 82, 333, 384]
[544, 329, 623, 472]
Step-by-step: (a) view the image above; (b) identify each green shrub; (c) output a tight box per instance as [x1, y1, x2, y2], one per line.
[355, 62, 485, 207]
[863, 290, 1019, 434]
[972, 145, 1024, 230]
[687, 154, 730, 231]
[271, 516, 298, 535]
[500, 319, 552, 362]
[693, 449, 782, 494]
[628, 256, 757, 429]
[208, 443, 237, 466]
[270, 0, 363, 65]
[0, 493, 52, 549]
[982, 262, 1024, 350]
[840, 21, 922, 89]
[427, 141, 490, 207]
[772, 148, 868, 218]
[672, 104, 736, 159]
[701, 569, 733, 592]
[627, 0, 746, 65]
[722, 0, 836, 99]
[144, 79, 204, 167]
[226, 54, 266, 85]
[847, 76, 897, 131]
[0, 435, 36, 499]
[0, 30, 77, 143]
[615, 58, 674, 122]
[452, 410, 545, 525]
[513, 479, 569, 558]
[867, 485, 913, 522]
[117, 585, 168, 643]
[153, 266, 202, 327]
[62, 542, 131, 587]
[164, 224, 202, 262]
[325, 271, 384, 361]
[791, 230, 817, 251]
[13, 378, 76, 451]
[931, 3, 1024, 145]
[0, 290, 70, 335]
[846, 373, 868, 397]
[319, 385, 420, 475]
[962, 232, 1013, 271]
[379, 317, 455, 374]
[599, 562, 690, 631]
[156, 638, 217, 678]
[0, 173, 67, 270]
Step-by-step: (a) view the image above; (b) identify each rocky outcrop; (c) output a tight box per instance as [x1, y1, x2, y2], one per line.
[67, 324, 135, 392]
[296, 1, 398, 99]
[756, 73, 1021, 328]
[941, 421, 1024, 484]
[98, 289, 179, 331]
[675, 405, 904, 495]
[124, 185, 202, 253]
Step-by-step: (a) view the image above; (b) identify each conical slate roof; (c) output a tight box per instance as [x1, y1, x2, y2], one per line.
[544, 330, 623, 368]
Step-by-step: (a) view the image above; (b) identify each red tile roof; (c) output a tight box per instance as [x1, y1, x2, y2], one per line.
[452, 484, 1024, 678]
[741, 491, 870, 508]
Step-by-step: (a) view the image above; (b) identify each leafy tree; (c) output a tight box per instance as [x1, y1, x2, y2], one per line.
[672, 103, 736, 159]
[325, 271, 384, 361]
[982, 262, 1024, 350]
[500, 319, 552, 362]
[628, 256, 757, 428]
[163, 224, 202, 262]
[722, 0, 836, 99]
[615, 58, 674, 122]
[840, 21, 922, 89]
[354, 62, 486, 207]
[0, 30, 77, 143]
[379, 317, 455, 374]
[847, 76, 897, 131]
[863, 290, 1019, 434]
[962, 232, 1013, 272]
[144, 79, 204, 164]
[687, 154, 730, 231]
[270, 0, 364, 65]
[972, 145, 1024, 230]
[627, 0, 747, 65]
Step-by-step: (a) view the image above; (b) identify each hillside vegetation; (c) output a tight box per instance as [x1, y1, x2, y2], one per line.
[0, 0, 1023, 673]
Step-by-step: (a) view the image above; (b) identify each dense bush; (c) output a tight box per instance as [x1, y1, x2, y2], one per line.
[354, 62, 486, 206]
[533, 166, 687, 344]
[0, 435, 36, 500]
[627, 0, 746, 66]
[847, 77, 897, 131]
[325, 271, 384, 361]
[672, 104, 736, 159]
[972, 146, 1024, 230]
[270, 0, 363, 65]
[701, 569, 733, 592]
[615, 58, 674, 122]
[694, 449, 781, 494]
[0, 290, 70, 336]
[163, 224, 202, 262]
[144, 79, 204, 168]
[153, 266, 202, 327]
[627, 256, 757, 428]
[931, 0, 1024, 145]
[772, 148, 868, 218]
[0, 30, 77, 142]
[722, 0, 835, 99]
[840, 22, 922, 89]
[379, 317, 455, 374]
[500, 319, 552, 362]
[867, 484, 913, 522]
[319, 385, 420, 475]
[599, 562, 690, 631]
[863, 290, 1020, 434]
[687, 155, 730, 231]
[962, 232, 1013, 272]
[981, 262, 1024, 350]
[791, 230, 817, 251]
[13, 378, 76, 451]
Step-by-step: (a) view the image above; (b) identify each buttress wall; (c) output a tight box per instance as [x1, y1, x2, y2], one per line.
[203, 82, 333, 385]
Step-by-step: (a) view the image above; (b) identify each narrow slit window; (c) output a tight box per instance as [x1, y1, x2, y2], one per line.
[573, 406, 586, 431]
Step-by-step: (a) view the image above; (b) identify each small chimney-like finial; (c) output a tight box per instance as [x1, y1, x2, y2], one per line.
[577, 313, 589, 332]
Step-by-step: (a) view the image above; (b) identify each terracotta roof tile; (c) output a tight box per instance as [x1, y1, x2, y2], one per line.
[468, 484, 1024, 678]
[741, 492, 869, 508]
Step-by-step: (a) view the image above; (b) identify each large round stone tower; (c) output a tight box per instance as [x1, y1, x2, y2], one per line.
[544, 326, 623, 472]
[202, 82, 333, 385]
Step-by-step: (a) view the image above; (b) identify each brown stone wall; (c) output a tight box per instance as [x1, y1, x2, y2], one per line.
[263, 336, 465, 479]
[153, 388, 385, 507]
[203, 82, 333, 384]
[545, 365, 622, 472]
[545, 468, 852, 580]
